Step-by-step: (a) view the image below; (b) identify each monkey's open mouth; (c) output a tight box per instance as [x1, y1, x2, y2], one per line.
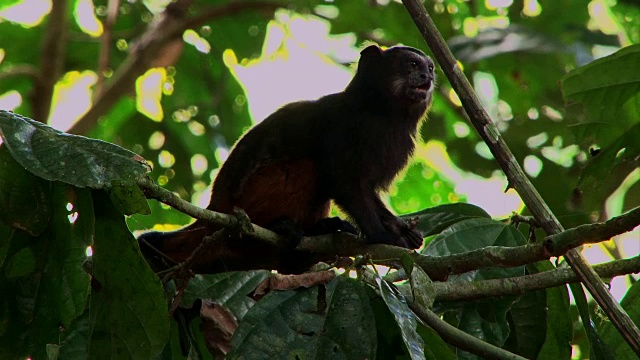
[411, 82, 432, 99]
[415, 81, 432, 93]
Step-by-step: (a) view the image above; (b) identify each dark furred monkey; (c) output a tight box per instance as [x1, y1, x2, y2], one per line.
[139, 45, 435, 271]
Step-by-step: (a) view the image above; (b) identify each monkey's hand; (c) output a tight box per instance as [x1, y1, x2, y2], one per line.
[380, 217, 423, 249]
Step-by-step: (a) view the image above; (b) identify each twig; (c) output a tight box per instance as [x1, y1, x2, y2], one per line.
[401, 0, 640, 353]
[411, 305, 528, 360]
[509, 213, 540, 228]
[545, 206, 640, 254]
[358, 267, 525, 360]
[431, 256, 640, 302]
[0, 65, 40, 82]
[33, 0, 69, 123]
[137, 177, 283, 247]
[96, 0, 120, 97]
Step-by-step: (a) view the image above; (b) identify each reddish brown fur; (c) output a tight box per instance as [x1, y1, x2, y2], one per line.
[224, 159, 330, 229]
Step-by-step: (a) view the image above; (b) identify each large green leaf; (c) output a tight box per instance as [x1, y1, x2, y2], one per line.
[88, 191, 169, 359]
[228, 277, 376, 360]
[0, 111, 150, 189]
[181, 270, 270, 319]
[0, 145, 51, 236]
[426, 218, 527, 358]
[534, 262, 572, 360]
[0, 184, 94, 359]
[561, 45, 640, 189]
[377, 277, 426, 360]
[423, 217, 526, 280]
[503, 283, 547, 358]
[599, 280, 640, 360]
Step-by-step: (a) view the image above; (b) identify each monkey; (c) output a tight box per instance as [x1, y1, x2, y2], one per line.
[138, 44, 435, 273]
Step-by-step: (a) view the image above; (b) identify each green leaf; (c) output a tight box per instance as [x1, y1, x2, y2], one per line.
[403, 255, 435, 310]
[377, 278, 426, 360]
[416, 323, 456, 360]
[0, 145, 51, 236]
[600, 280, 640, 360]
[534, 262, 572, 360]
[570, 282, 614, 360]
[503, 287, 547, 358]
[228, 277, 376, 360]
[4, 247, 36, 278]
[181, 271, 270, 320]
[423, 217, 526, 280]
[26, 184, 94, 359]
[0, 183, 94, 359]
[404, 203, 491, 237]
[426, 218, 527, 358]
[38, 184, 93, 327]
[455, 304, 511, 360]
[108, 181, 151, 216]
[561, 45, 640, 190]
[88, 191, 169, 359]
[0, 111, 150, 189]
[53, 311, 90, 360]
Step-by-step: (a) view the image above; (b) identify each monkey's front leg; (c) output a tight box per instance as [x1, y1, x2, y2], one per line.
[333, 187, 421, 248]
[373, 197, 423, 249]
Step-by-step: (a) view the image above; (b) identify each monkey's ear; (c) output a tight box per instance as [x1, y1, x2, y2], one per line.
[360, 45, 383, 57]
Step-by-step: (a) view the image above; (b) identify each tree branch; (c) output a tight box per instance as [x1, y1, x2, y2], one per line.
[545, 206, 640, 254]
[410, 304, 528, 360]
[33, 0, 69, 123]
[138, 177, 282, 247]
[359, 267, 526, 360]
[95, 0, 120, 97]
[430, 256, 640, 302]
[401, 0, 640, 353]
[0, 65, 40, 82]
[138, 176, 639, 281]
[68, 0, 281, 135]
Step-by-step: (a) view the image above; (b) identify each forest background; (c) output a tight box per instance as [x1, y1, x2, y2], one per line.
[0, 0, 639, 359]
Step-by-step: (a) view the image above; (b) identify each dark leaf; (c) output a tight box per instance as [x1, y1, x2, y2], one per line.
[0, 111, 150, 189]
[403, 203, 491, 237]
[181, 271, 270, 320]
[0, 145, 51, 235]
[88, 191, 169, 359]
[228, 277, 376, 360]
[599, 280, 640, 359]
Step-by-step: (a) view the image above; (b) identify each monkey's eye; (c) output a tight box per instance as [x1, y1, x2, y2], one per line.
[428, 64, 434, 72]
[409, 61, 419, 68]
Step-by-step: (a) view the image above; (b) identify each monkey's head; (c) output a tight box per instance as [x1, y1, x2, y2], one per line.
[353, 45, 435, 108]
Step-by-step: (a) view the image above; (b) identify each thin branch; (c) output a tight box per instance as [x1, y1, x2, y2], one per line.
[138, 175, 639, 280]
[33, 0, 69, 123]
[430, 256, 640, 302]
[68, 0, 282, 135]
[401, 0, 640, 353]
[95, 0, 120, 97]
[545, 206, 640, 254]
[137, 177, 282, 247]
[410, 305, 528, 360]
[0, 65, 40, 82]
[359, 267, 526, 360]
